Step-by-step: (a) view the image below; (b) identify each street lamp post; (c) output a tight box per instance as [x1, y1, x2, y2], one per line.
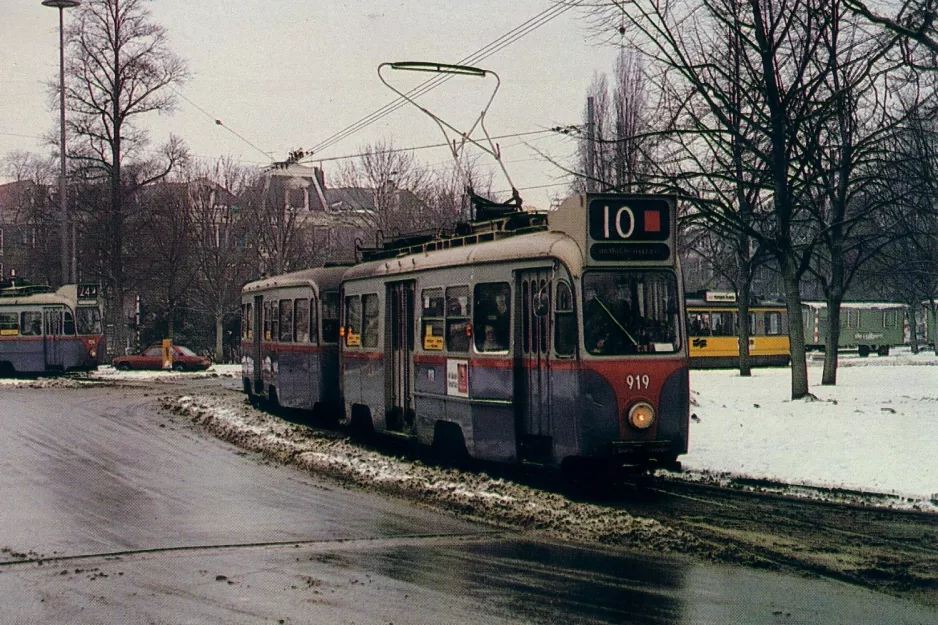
[42, 0, 80, 286]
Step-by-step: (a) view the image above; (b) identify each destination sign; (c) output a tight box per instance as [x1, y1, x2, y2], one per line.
[77, 283, 100, 300]
[585, 196, 674, 264]
[588, 197, 671, 242]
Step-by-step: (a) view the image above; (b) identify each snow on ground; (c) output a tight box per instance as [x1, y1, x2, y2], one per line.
[3, 351, 936, 513]
[681, 348, 938, 511]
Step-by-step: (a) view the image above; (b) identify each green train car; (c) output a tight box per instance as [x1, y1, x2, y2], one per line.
[802, 301, 905, 357]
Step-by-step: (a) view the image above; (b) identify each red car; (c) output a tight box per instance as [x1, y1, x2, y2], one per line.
[112, 344, 212, 372]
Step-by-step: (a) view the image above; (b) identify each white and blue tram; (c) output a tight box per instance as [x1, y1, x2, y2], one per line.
[0, 281, 104, 375]
[240, 267, 344, 419]
[339, 193, 690, 470]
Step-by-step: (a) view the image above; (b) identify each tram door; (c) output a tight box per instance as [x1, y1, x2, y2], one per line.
[43, 307, 65, 370]
[515, 269, 553, 463]
[386, 281, 416, 433]
[252, 295, 264, 394]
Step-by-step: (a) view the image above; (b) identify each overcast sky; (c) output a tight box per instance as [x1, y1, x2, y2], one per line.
[1, 1, 623, 208]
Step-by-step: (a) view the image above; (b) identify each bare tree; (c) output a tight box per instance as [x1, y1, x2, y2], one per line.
[62, 0, 188, 356]
[185, 158, 260, 361]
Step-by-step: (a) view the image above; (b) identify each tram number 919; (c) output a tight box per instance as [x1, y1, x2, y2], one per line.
[626, 374, 651, 390]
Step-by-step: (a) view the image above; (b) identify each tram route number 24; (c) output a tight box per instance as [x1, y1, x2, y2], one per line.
[626, 374, 651, 390]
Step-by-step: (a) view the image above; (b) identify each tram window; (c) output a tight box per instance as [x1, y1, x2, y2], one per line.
[474, 282, 510, 352]
[21, 311, 42, 336]
[688, 312, 711, 336]
[0, 312, 18, 336]
[271, 302, 280, 343]
[344, 295, 362, 347]
[421, 288, 444, 351]
[294, 299, 310, 343]
[554, 281, 575, 356]
[64, 310, 75, 335]
[309, 297, 319, 345]
[263, 302, 272, 340]
[244, 303, 253, 340]
[321, 292, 339, 344]
[446, 286, 470, 353]
[76, 305, 102, 335]
[362, 294, 379, 348]
[711, 312, 734, 336]
[583, 271, 680, 355]
[277, 300, 292, 342]
[764, 312, 782, 335]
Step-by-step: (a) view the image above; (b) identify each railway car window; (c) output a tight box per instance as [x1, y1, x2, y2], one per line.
[446, 286, 470, 353]
[264, 302, 272, 340]
[583, 271, 680, 355]
[294, 299, 310, 343]
[554, 281, 576, 356]
[711, 312, 735, 336]
[321, 292, 339, 344]
[764, 312, 783, 335]
[309, 297, 319, 345]
[278, 300, 292, 342]
[474, 283, 510, 352]
[421, 288, 444, 351]
[344, 295, 362, 347]
[0, 312, 18, 336]
[64, 310, 75, 335]
[883, 310, 898, 328]
[20, 311, 42, 336]
[76, 305, 102, 335]
[845, 309, 860, 329]
[362, 294, 379, 348]
[245, 303, 253, 340]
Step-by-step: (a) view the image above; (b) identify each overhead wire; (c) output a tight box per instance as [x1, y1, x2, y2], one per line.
[304, 1, 583, 158]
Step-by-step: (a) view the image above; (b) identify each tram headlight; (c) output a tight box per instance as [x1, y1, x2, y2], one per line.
[628, 402, 656, 430]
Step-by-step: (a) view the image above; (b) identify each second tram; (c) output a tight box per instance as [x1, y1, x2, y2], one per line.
[0, 280, 104, 375]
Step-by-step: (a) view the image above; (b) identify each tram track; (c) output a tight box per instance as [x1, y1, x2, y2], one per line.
[619, 477, 938, 607]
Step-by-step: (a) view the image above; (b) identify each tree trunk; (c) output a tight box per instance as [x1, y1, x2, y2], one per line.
[822, 298, 841, 385]
[781, 260, 809, 399]
[215, 312, 224, 363]
[737, 279, 752, 377]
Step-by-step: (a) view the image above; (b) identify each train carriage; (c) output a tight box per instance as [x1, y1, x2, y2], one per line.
[802, 301, 905, 356]
[0, 281, 103, 375]
[686, 292, 790, 368]
[240, 267, 345, 417]
[339, 193, 689, 471]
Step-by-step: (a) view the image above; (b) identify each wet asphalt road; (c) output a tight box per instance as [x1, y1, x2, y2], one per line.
[0, 381, 935, 624]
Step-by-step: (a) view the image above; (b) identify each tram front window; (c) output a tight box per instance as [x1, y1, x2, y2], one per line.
[583, 271, 680, 355]
[76, 306, 102, 335]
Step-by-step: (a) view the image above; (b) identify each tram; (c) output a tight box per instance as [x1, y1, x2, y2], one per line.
[240, 267, 345, 419]
[0, 279, 104, 375]
[339, 193, 690, 471]
[686, 291, 790, 368]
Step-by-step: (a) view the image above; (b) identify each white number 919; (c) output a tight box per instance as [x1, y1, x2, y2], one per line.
[626, 374, 650, 390]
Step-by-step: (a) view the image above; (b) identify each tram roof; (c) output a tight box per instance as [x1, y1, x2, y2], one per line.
[242, 266, 348, 295]
[343, 230, 585, 282]
[0, 291, 71, 307]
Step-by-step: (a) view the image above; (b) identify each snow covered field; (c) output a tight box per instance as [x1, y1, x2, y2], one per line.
[682, 348, 938, 511]
[4, 348, 936, 512]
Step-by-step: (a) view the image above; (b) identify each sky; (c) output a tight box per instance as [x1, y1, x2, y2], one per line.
[0, 0, 624, 208]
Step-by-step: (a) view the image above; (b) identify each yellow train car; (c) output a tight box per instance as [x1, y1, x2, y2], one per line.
[686, 292, 790, 368]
